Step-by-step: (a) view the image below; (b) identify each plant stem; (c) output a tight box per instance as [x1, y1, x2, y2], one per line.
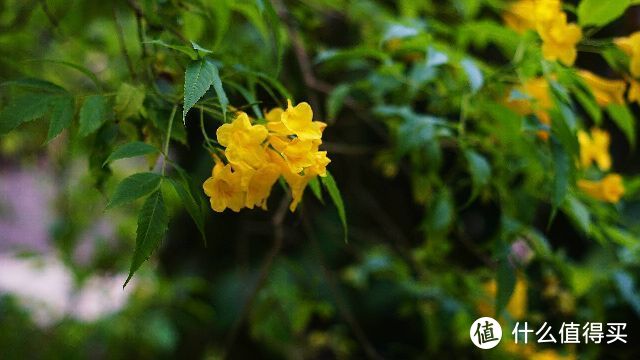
[162, 104, 177, 175]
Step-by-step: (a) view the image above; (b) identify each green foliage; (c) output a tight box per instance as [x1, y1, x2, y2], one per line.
[321, 171, 347, 242]
[107, 172, 163, 209]
[78, 95, 110, 136]
[578, 0, 631, 27]
[103, 142, 159, 166]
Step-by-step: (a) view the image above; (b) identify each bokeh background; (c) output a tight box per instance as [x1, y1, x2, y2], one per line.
[1, 0, 640, 359]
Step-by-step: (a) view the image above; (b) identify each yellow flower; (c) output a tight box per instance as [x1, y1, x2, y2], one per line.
[217, 112, 269, 169]
[578, 128, 611, 170]
[244, 164, 281, 210]
[477, 275, 527, 320]
[503, 0, 537, 33]
[615, 32, 640, 77]
[537, 12, 582, 66]
[281, 100, 327, 140]
[270, 136, 317, 174]
[578, 174, 625, 203]
[578, 70, 626, 107]
[534, 0, 562, 26]
[629, 78, 640, 103]
[203, 163, 245, 212]
[507, 77, 552, 139]
[265, 107, 290, 136]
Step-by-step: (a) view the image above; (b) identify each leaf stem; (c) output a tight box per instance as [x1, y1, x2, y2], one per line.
[162, 104, 178, 175]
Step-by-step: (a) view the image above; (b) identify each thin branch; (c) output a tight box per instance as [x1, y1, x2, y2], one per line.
[222, 195, 290, 359]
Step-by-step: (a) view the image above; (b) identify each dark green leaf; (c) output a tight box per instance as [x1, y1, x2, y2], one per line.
[1, 78, 67, 93]
[308, 177, 324, 203]
[183, 59, 228, 121]
[0, 94, 56, 135]
[327, 84, 350, 120]
[103, 142, 159, 166]
[607, 104, 636, 147]
[46, 96, 75, 142]
[465, 149, 491, 198]
[496, 257, 516, 316]
[78, 95, 110, 136]
[169, 178, 207, 245]
[208, 60, 229, 121]
[578, 0, 630, 27]
[321, 171, 348, 242]
[124, 190, 168, 287]
[107, 172, 162, 209]
[551, 140, 571, 209]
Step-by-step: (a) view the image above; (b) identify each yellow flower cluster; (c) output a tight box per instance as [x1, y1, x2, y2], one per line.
[506, 77, 552, 140]
[577, 128, 625, 203]
[203, 101, 330, 212]
[503, 0, 582, 66]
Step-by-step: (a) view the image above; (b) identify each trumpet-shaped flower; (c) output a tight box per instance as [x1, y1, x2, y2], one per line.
[281, 100, 326, 140]
[615, 32, 640, 77]
[578, 128, 611, 170]
[578, 174, 625, 203]
[203, 163, 245, 212]
[245, 164, 281, 209]
[502, 0, 537, 33]
[578, 70, 626, 107]
[537, 13, 582, 66]
[217, 112, 269, 169]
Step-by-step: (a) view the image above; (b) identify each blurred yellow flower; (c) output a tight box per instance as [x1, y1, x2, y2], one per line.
[578, 128, 611, 170]
[578, 174, 625, 203]
[507, 77, 552, 139]
[534, 0, 562, 26]
[478, 275, 527, 320]
[615, 32, 640, 77]
[537, 12, 581, 66]
[503, 0, 536, 33]
[628, 78, 640, 104]
[530, 349, 576, 360]
[578, 70, 626, 107]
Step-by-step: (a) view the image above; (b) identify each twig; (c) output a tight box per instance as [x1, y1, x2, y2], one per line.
[302, 213, 385, 360]
[222, 195, 290, 358]
[113, 7, 136, 81]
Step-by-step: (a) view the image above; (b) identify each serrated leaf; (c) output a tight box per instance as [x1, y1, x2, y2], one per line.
[308, 177, 324, 203]
[115, 83, 145, 120]
[0, 94, 56, 135]
[78, 95, 110, 136]
[578, 0, 630, 27]
[124, 190, 168, 287]
[607, 104, 636, 147]
[107, 172, 162, 209]
[321, 171, 347, 242]
[169, 178, 207, 245]
[103, 141, 159, 166]
[46, 96, 75, 142]
[327, 84, 350, 120]
[183, 59, 227, 122]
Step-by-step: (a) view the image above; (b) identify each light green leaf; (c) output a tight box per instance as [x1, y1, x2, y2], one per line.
[607, 104, 636, 147]
[169, 178, 207, 245]
[208, 60, 229, 121]
[0, 94, 56, 135]
[460, 58, 483, 93]
[124, 190, 168, 287]
[563, 195, 591, 234]
[145, 39, 197, 59]
[321, 171, 348, 242]
[115, 83, 145, 120]
[46, 96, 75, 142]
[191, 41, 213, 55]
[578, 0, 630, 27]
[78, 95, 110, 136]
[103, 141, 159, 166]
[308, 177, 324, 203]
[107, 172, 162, 209]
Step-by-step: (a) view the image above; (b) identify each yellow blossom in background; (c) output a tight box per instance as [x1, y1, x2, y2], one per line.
[203, 101, 331, 213]
[578, 174, 625, 203]
[530, 349, 576, 360]
[477, 275, 527, 320]
[578, 70, 626, 106]
[537, 12, 582, 66]
[578, 128, 611, 170]
[534, 0, 562, 27]
[629, 79, 640, 103]
[506, 77, 552, 139]
[503, 0, 537, 33]
[615, 32, 640, 77]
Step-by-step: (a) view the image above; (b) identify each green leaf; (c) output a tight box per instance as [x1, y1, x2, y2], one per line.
[460, 58, 483, 93]
[107, 172, 162, 209]
[321, 171, 348, 242]
[327, 84, 351, 120]
[465, 149, 491, 198]
[578, 0, 630, 27]
[496, 256, 516, 316]
[563, 195, 591, 234]
[78, 95, 110, 136]
[124, 190, 168, 287]
[0, 94, 56, 135]
[145, 39, 197, 60]
[427, 190, 454, 233]
[169, 178, 207, 245]
[1, 78, 67, 93]
[551, 139, 571, 209]
[308, 177, 324, 203]
[115, 83, 145, 120]
[103, 141, 159, 166]
[191, 41, 213, 55]
[46, 96, 75, 143]
[183, 59, 228, 121]
[607, 104, 636, 147]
